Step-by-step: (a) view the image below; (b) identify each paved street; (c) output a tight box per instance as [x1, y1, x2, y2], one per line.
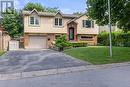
[0, 49, 89, 74]
[0, 64, 130, 87]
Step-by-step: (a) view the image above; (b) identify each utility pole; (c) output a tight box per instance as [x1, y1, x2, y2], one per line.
[108, 0, 113, 57]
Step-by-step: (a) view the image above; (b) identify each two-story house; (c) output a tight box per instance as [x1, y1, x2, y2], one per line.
[23, 9, 99, 49]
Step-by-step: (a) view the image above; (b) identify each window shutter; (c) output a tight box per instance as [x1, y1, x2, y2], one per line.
[92, 21, 94, 28]
[83, 20, 85, 27]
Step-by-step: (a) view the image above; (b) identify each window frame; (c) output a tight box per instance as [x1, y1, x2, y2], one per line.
[82, 20, 94, 28]
[55, 18, 59, 26]
[30, 17, 35, 25]
[29, 16, 40, 26]
[69, 28, 75, 40]
[80, 35, 93, 41]
[54, 17, 63, 27]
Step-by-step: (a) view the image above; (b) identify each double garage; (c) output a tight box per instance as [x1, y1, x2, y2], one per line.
[25, 35, 48, 49]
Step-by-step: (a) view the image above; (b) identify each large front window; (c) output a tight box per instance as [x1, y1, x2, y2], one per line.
[80, 35, 93, 41]
[30, 16, 40, 26]
[83, 20, 94, 28]
[55, 18, 63, 26]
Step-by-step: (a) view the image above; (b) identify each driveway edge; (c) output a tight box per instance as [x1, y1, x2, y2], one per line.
[0, 62, 130, 80]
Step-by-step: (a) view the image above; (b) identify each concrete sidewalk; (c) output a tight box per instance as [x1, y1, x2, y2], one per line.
[0, 61, 130, 80]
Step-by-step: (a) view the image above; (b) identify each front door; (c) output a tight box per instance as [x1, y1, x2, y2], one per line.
[69, 27, 75, 40]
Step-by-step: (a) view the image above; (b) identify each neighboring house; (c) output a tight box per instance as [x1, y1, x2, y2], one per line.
[23, 9, 99, 49]
[99, 25, 119, 33]
[0, 26, 10, 51]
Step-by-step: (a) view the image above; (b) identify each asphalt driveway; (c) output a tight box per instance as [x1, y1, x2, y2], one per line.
[0, 49, 89, 74]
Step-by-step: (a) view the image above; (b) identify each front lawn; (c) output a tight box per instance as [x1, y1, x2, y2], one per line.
[64, 46, 130, 65]
[0, 51, 4, 56]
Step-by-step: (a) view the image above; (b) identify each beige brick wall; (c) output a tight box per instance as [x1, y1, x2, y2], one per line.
[24, 13, 69, 34]
[75, 15, 99, 35]
[24, 33, 29, 48]
[47, 34, 55, 48]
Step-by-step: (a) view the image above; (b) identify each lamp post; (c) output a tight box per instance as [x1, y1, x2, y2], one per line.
[108, 0, 113, 57]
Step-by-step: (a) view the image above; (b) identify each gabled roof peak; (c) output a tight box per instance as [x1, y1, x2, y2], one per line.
[29, 9, 39, 14]
[55, 11, 63, 16]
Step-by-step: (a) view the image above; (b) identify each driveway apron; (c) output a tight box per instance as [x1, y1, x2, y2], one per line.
[0, 49, 90, 74]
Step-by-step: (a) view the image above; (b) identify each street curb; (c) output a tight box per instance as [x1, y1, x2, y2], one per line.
[0, 65, 97, 80]
[0, 62, 130, 80]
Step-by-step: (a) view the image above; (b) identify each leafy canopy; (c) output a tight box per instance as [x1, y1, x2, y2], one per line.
[0, 2, 59, 38]
[87, 0, 130, 32]
[0, 9, 23, 38]
[23, 2, 58, 13]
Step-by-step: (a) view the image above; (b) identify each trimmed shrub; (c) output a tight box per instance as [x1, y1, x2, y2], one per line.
[55, 35, 71, 51]
[70, 42, 88, 47]
[98, 32, 109, 46]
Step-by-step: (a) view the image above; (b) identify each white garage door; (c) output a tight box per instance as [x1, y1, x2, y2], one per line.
[29, 35, 47, 49]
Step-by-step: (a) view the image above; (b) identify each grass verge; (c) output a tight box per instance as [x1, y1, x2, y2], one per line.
[0, 50, 5, 56]
[64, 46, 130, 65]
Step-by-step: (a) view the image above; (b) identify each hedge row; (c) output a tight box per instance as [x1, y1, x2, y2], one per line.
[70, 42, 88, 47]
[98, 32, 130, 47]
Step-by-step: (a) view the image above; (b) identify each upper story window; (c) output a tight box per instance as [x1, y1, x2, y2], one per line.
[55, 18, 63, 26]
[82, 20, 94, 28]
[29, 16, 40, 26]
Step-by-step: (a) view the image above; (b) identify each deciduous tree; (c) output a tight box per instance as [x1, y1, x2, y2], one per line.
[23, 2, 58, 13]
[1, 10, 23, 38]
[87, 0, 130, 32]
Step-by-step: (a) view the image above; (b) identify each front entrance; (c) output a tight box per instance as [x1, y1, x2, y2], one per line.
[69, 27, 75, 40]
[67, 21, 77, 41]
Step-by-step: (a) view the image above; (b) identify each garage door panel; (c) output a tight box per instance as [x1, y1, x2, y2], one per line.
[29, 35, 47, 49]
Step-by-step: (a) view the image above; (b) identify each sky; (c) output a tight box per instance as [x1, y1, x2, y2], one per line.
[14, 0, 86, 14]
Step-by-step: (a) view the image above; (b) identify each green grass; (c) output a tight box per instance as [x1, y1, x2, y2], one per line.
[64, 46, 130, 65]
[0, 51, 4, 56]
